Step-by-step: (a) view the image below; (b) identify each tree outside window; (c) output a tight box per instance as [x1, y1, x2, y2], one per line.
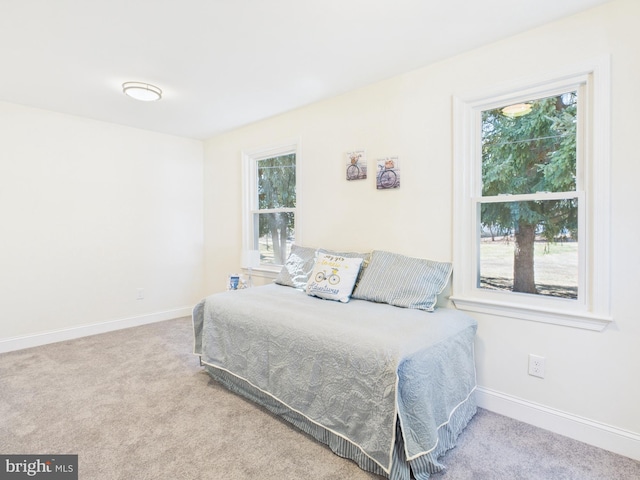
[479, 92, 579, 299]
[255, 153, 296, 265]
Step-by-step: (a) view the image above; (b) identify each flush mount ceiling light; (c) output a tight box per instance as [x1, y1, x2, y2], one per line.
[122, 82, 162, 101]
[501, 103, 532, 117]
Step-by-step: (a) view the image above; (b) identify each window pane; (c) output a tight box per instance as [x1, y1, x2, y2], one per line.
[479, 199, 578, 299]
[254, 212, 294, 266]
[481, 91, 577, 196]
[258, 154, 296, 209]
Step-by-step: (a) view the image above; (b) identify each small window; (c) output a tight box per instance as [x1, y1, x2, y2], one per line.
[243, 141, 300, 269]
[453, 60, 611, 330]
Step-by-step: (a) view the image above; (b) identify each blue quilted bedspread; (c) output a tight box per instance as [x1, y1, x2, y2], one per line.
[193, 284, 477, 474]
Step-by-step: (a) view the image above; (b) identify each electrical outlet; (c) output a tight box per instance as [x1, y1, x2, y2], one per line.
[136, 288, 145, 300]
[528, 354, 545, 378]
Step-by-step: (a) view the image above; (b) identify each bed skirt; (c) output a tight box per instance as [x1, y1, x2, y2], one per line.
[203, 364, 477, 479]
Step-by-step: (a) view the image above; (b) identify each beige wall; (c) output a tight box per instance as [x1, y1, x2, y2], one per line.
[0, 102, 205, 344]
[204, 0, 640, 456]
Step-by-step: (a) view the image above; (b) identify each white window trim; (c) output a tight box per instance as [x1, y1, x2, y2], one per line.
[241, 138, 302, 275]
[451, 56, 612, 331]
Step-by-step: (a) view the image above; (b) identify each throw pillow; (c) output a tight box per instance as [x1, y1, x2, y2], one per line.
[319, 248, 371, 285]
[352, 250, 452, 311]
[306, 252, 363, 303]
[274, 244, 318, 289]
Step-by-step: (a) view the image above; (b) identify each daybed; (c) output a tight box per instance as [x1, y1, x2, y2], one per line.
[192, 247, 478, 479]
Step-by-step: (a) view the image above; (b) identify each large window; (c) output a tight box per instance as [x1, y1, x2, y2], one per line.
[453, 60, 611, 330]
[480, 91, 580, 300]
[243, 141, 300, 269]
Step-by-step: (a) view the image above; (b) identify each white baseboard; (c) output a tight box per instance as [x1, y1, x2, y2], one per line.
[0, 307, 193, 354]
[476, 386, 640, 461]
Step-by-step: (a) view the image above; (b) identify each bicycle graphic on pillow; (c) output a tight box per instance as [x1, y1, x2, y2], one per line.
[315, 268, 341, 285]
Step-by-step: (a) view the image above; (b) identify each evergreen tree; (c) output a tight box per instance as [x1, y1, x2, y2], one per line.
[257, 154, 296, 264]
[481, 93, 577, 294]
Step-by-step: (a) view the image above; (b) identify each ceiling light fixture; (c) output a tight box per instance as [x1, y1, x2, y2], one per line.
[122, 82, 162, 101]
[501, 103, 532, 117]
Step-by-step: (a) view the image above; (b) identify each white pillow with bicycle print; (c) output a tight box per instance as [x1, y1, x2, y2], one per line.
[306, 252, 364, 303]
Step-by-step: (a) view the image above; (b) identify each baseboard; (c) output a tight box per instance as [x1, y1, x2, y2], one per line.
[0, 307, 193, 354]
[476, 386, 640, 461]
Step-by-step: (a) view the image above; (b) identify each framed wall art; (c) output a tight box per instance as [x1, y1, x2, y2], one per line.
[346, 150, 367, 181]
[376, 157, 400, 189]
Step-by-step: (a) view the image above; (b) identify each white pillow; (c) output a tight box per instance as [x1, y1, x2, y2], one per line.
[306, 252, 363, 303]
[274, 244, 318, 289]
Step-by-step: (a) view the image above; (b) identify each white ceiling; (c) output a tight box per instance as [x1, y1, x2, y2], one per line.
[0, 0, 613, 140]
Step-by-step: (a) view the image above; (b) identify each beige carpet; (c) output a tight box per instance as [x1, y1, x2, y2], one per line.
[1, 317, 639, 479]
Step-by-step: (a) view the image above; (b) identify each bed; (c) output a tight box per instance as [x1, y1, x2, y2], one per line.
[192, 248, 478, 479]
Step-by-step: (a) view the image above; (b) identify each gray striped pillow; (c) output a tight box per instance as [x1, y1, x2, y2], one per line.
[352, 250, 452, 311]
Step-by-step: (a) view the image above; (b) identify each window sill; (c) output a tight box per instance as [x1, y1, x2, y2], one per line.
[450, 296, 612, 332]
[241, 266, 280, 280]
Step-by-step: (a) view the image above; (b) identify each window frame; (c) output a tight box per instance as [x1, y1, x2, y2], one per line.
[452, 58, 612, 331]
[242, 139, 301, 273]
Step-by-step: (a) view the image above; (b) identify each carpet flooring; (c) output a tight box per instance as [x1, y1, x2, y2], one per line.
[1, 317, 638, 479]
